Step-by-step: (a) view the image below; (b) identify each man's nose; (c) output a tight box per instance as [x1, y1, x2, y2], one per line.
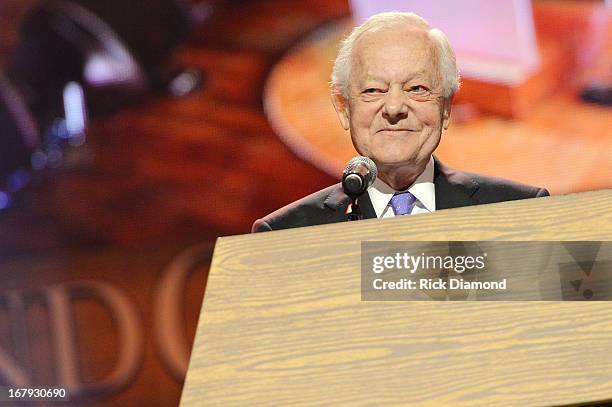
[382, 88, 408, 123]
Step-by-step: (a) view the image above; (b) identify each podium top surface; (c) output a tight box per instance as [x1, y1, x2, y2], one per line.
[181, 190, 612, 407]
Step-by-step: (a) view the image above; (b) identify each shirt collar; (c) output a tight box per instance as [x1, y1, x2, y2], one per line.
[367, 156, 436, 218]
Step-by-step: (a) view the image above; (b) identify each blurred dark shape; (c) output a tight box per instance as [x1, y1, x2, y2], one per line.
[77, 0, 191, 73]
[0, 0, 201, 207]
[0, 70, 39, 199]
[12, 0, 194, 120]
[581, 85, 612, 107]
[190, 1, 214, 25]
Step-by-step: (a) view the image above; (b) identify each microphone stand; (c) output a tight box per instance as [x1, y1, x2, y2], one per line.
[346, 195, 362, 221]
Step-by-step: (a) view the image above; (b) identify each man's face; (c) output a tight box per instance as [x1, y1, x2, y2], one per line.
[333, 27, 451, 171]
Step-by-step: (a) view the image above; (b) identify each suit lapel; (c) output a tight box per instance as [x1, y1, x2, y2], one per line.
[433, 157, 480, 210]
[323, 185, 377, 220]
[356, 192, 377, 219]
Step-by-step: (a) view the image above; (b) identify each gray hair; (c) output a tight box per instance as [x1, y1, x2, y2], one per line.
[331, 12, 460, 98]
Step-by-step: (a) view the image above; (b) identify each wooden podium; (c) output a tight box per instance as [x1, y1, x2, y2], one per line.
[181, 190, 612, 407]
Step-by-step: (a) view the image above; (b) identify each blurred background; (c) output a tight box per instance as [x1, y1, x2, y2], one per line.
[0, 0, 610, 405]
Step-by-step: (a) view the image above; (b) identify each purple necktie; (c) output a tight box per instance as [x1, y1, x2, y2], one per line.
[390, 191, 417, 216]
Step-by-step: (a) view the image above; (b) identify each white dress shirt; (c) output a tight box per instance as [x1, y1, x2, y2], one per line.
[367, 156, 436, 218]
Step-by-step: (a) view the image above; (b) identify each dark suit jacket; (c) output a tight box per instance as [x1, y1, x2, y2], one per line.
[252, 158, 549, 233]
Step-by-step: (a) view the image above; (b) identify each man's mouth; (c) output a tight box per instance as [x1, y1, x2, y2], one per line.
[378, 128, 415, 132]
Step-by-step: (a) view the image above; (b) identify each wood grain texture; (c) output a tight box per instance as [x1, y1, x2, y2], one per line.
[181, 190, 612, 407]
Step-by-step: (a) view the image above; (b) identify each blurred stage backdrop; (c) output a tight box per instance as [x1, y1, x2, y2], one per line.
[0, 0, 610, 405]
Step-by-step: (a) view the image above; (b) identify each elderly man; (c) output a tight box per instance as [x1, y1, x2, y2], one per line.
[252, 12, 548, 233]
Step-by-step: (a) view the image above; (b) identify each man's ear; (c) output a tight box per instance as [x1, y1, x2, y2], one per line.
[331, 86, 350, 130]
[442, 96, 453, 130]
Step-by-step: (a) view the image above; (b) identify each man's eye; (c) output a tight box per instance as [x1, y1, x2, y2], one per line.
[363, 88, 382, 94]
[409, 85, 427, 93]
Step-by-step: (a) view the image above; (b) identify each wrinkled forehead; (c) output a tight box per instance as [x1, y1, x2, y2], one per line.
[350, 26, 440, 80]
[355, 24, 434, 49]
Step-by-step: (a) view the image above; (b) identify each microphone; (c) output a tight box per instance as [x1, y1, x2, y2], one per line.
[342, 156, 377, 197]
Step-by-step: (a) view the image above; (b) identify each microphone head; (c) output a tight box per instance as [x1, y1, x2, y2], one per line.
[342, 156, 378, 196]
